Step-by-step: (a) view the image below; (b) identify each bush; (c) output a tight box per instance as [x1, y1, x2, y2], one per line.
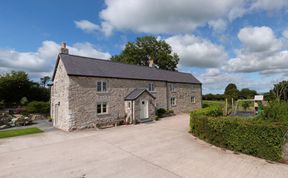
[260, 101, 288, 122]
[190, 115, 288, 161]
[191, 105, 223, 117]
[156, 108, 167, 118]
[26, 101, 50, 114]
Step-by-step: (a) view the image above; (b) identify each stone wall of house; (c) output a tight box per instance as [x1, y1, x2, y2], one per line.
[66, 76, 202, 130]
[50, 59, 71, 131]
[167, 83, 202, 113]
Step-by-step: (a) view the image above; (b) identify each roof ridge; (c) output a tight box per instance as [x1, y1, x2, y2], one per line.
[60, 53, 191, 75]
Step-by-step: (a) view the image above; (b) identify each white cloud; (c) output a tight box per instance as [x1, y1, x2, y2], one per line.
[250, 0, 288, 11]
[74, 20, 100, 33]
[225, 26, 288, 73]
[165, 34, 228, 68]
[208, 19, 227, 33]
[283, 30, 288, 39]
[238, 26, 282, 52]
[0, 41, 111, 78]
[94, 0, 288, 35]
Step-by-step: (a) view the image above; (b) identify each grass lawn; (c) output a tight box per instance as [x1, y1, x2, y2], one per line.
[0, 127, 43, 139]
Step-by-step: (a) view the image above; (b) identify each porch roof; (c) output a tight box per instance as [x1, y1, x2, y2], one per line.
[124, 88, 156, 101]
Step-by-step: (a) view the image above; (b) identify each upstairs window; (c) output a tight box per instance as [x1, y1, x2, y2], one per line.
[148, 83, 155, 92]
[191, 96, 196, 103]
[170, 84, 175, 92]
[96, 81, 107, 92]
[97, 102, 108, 114]
[170, 97, 176, 106]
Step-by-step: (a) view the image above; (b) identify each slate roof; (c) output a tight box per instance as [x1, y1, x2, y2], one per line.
[125, 89, 156, 101]
[52, 54, 201, 84]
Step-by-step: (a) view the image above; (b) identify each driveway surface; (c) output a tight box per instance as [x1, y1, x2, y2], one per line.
[0, 114, 288, 178]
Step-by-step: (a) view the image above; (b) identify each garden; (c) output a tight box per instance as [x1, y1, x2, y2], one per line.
[190, 81, 288, 162]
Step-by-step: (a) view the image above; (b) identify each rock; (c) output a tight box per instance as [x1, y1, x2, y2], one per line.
[31, 114, 46, 121]
[0, 112, 13, 126]
[0, 125, 9, 129]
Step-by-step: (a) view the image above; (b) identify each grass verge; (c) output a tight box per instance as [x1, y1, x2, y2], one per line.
[0, 127, 43, 139]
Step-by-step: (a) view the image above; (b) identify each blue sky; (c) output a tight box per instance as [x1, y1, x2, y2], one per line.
[0, 0, 288, 94]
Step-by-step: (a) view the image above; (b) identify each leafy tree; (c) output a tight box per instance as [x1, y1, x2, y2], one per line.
[273, 80, 288, 101]
[40, 76, 51, 88]
[111, 36, 179, 71]
[0, 71, 31, 105]
[224, 83, 239, 101]
[242, 101, 250, 111]
[239, 88, 257, 99]
[202, 93, 225, 101]
[0, 71, 50, 106]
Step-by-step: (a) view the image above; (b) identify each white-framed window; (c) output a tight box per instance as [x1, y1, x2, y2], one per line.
[97, 102, 108, 114]
[170, 97, 176, 106]
[191, 96, 196, 103]
[148, 83, 155, 92]
[170, 83, 175, 92]
[96, 81, 107, 92]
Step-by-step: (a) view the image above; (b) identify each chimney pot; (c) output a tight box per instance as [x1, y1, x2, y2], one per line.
[148, 56, 154, 68]
[60, 42, 69, 54]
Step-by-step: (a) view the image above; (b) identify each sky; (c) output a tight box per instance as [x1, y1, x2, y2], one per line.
[0, 0, 288, 94]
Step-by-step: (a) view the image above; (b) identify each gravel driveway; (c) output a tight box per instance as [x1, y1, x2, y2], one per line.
[0, 114, 287, 178]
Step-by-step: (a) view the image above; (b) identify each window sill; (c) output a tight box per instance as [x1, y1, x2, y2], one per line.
[97, 113, 109, 116]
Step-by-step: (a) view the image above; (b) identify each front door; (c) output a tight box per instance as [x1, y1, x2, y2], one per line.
[140, 100, 149, 119]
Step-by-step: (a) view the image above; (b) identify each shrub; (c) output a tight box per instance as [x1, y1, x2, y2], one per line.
[156, 108, 167, 118]
[190, 115, 288, 161]
[26, 101, 50, 114]
[260, 101, 288, 122]
[191, 105, 223, 118]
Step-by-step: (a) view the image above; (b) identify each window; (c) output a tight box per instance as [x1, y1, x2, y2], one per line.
[170, 83, 175, 92]
[170, 97, 176, 106]
[97, 102, 108, 114]
[148, 83, 155, 92]
[96, 81, 107, 92]
[191, 96, 196, 103]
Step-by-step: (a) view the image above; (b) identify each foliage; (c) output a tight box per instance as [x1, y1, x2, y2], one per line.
[224, 83, 239, 101]
[239, 88, 257, 99]
[0, 127, 43, 139]
[241, 101, 251, 111]
[260, 101, 288, 122]
[0, 71, 31, 105]
[273, 80, 288, 101]
[26, 101, 50, 114]
[156, 108, 167, 118]
[40, 76, 51, 88]
[0, 100, 4, 110]
[191, 104, 223, 117]
[20, 97, 29, 106]
[111, 36, 179, 71]
[0, 71, 50, 106]
[190, 115, 287, 161]
[202, 93, 225, 101]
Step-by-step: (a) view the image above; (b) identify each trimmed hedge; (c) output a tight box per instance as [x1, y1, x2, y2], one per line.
[191, 105, 223, 117]
[190, 115, 288, 161]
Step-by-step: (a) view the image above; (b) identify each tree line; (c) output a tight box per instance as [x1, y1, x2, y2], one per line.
[0, 71, 50, 107]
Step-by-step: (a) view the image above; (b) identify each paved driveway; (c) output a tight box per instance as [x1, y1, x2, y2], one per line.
[0, 114, 288, 178]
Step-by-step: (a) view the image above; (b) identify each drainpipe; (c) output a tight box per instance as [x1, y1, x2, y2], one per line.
[166, 81, 169, 110]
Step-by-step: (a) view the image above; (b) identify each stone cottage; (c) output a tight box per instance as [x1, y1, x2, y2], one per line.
[51, 43, 202, 131]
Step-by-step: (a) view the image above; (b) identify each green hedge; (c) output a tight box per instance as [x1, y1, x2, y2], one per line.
[191, 105, 223, 117]
[190, 115, 288, 161]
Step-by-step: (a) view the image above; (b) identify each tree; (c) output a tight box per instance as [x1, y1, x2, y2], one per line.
[273, 81, 288, 101]
[224, 83, 239, 100]
[239, 88, 257, 99]
[0, 71, 50, 106]
[0, 71, 31, 105]
[111, 36, 179, 71]
[40, 76, 51, 88]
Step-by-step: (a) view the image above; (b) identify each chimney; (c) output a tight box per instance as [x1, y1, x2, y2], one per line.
[60, 42, 69, 54]
[148, 56, 154, 68]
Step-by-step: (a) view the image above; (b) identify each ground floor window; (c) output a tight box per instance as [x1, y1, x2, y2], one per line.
[191, 96, 196, 103]
[97, 102, 108, 114]
[170, 97, 176, 106]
